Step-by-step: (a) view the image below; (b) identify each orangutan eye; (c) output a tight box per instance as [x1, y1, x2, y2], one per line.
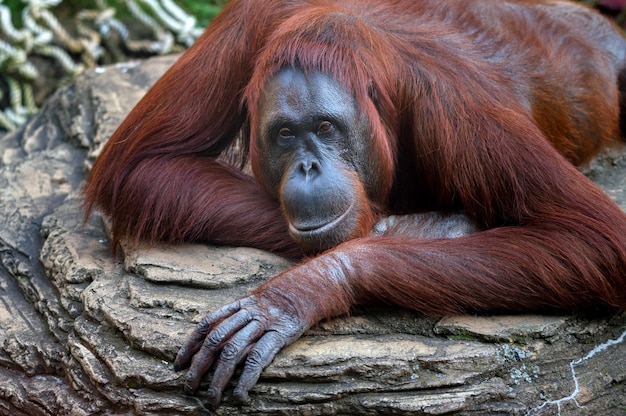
[277, 127, 295, 147]
[279, 127, 293, 138]
[318, 121, 334, 135]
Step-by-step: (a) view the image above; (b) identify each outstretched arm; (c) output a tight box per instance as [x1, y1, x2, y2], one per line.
[108, 155, 302, 258]
[83, 0, 299, 251]
[175, 163, 626, 405]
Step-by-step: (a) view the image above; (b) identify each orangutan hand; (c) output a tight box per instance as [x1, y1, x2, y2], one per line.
[174, 294, 310, 406]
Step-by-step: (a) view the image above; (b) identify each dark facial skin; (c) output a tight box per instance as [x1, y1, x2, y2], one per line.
[256, 68, 378, 252]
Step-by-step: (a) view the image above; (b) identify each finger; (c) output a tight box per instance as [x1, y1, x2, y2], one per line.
[174, 300, 245, 371]
[181, 309, 253, 394]
[206, 320, 265, 406]
[232, 331, 286, 404]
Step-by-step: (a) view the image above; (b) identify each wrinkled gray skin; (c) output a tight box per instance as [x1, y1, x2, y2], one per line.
[254, 68, 383, 253]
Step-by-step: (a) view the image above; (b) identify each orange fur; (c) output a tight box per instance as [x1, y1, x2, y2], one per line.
[85, 0, 626, 315]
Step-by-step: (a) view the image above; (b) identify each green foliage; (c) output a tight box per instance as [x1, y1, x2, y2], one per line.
[178, 0, 227, 26]
[2, 0, 226, 27]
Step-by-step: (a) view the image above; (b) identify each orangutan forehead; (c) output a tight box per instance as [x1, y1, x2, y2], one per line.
[259, 67, 358, 122]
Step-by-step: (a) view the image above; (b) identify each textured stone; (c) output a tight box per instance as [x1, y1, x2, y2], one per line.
[126, 242, 293, 289]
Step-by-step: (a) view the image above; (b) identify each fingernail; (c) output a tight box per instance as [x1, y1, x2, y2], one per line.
[233, 388, 250, 405]
[182, 384, 194, 396]
[206, 387, 222, 407]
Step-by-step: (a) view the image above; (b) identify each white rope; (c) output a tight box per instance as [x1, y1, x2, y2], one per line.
[0, 0, 206, 132]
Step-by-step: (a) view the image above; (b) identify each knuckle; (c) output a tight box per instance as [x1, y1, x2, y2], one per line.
[249, 306, 269, 325]
[240, 296, 256, 308]
[220, 342, 240, 362]
[242, 307, 254, 322]
[185, 369, 198, 384]
[256, 314, 270, 327]
[206, 328, 226, 347]
[196, 317, 213, 334]
[245, 349, 265, 368]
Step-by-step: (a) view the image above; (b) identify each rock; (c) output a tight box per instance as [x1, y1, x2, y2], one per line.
[126, 242, 293, 289]
[0, 54, 625, 415]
